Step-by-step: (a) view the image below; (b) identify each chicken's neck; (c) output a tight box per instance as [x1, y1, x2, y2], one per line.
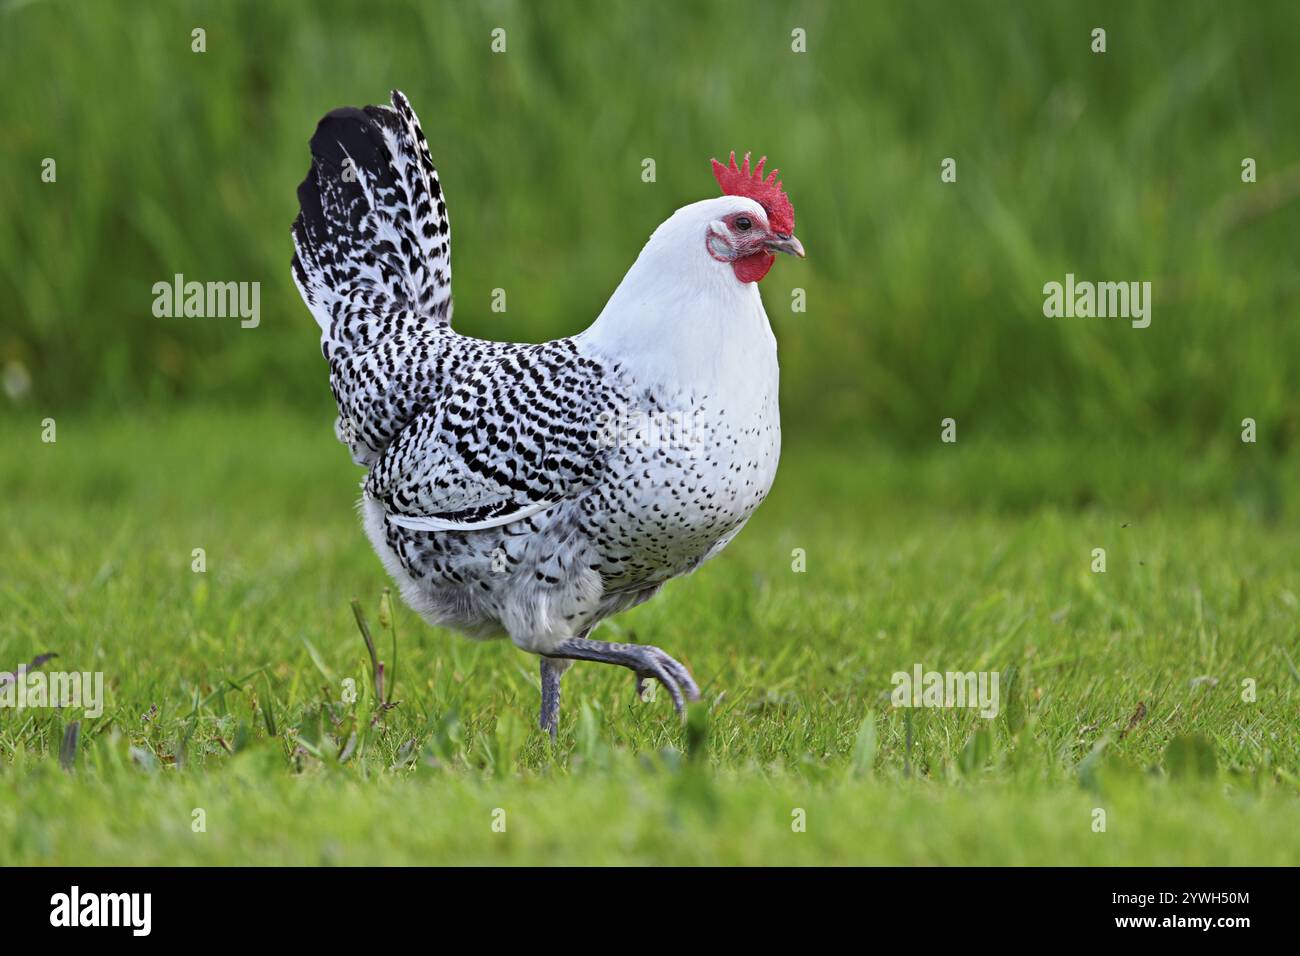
[578, 221, 778, 402]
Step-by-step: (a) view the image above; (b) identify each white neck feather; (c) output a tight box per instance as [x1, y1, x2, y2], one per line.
[578, 197, 778, 392]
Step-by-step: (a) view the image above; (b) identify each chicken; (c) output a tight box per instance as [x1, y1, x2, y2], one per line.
[291, 91, 803, 736]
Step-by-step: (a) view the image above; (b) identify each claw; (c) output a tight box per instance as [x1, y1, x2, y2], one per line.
[543, 637, 701, 725]
[636, 648, 699, 716]
[652, 659, 686, 714]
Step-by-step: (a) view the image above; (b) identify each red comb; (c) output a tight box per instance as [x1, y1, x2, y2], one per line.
[710, 151, 794, 234]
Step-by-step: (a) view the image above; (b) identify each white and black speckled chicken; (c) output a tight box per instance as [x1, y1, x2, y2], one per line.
[292, 91, 803, 736]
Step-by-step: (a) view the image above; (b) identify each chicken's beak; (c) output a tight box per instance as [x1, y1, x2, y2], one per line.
[765, 233, 806, 258]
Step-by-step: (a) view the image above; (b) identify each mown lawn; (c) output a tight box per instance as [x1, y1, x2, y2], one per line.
[0, 409, 1297, 864]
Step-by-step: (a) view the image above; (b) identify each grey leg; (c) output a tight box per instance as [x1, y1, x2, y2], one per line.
[543, 638, 701, 717]
[539, 657, 569, 739]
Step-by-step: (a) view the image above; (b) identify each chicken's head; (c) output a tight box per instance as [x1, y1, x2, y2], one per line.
[707, 151, 804, 283]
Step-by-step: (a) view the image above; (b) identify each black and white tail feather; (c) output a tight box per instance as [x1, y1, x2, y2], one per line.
[291, 90, 453, 360]
[290, 89, 617, 517]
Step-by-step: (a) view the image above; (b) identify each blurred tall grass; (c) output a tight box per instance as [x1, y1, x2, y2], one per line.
[1, 0, 1297, 450]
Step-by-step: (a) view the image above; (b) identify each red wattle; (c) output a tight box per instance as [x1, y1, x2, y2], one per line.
[732, 253, 774, 283]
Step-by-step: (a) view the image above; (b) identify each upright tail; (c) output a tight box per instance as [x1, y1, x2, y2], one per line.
[291, 90, 453, 359]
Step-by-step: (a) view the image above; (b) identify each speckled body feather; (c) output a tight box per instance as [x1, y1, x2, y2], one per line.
[292, 91, 783, 662]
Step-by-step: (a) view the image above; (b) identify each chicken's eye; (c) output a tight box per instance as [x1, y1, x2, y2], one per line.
[735, 216, 752, 231]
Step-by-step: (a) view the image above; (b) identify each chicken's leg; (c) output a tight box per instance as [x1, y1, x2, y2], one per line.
[539, 657, 570, 739]
[543, 638, 700, 717]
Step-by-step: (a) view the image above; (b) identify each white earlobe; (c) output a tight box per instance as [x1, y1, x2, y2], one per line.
[706, 222, 734, 261]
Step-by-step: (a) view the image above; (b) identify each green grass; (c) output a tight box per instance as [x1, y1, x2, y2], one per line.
[1, 410, 1297, 864]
